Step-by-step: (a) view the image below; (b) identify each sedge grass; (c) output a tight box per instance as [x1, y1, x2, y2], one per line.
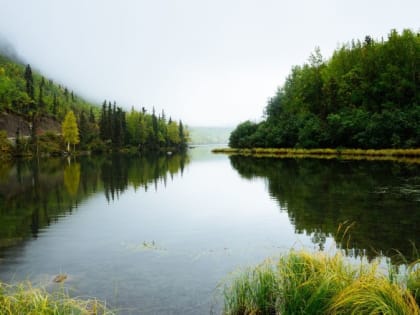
[223, 261, 279, 315]
[329, 276, 419, 315]
[0, 281, 114, 315]
[222, 250, 420, 315]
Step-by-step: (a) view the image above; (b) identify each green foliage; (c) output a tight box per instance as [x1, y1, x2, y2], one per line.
[229, 121, 259, 148]
[123, 108, 189, 152]
[230, 29, 420, 149]
[37, 131, 63, 155]
[0, 53, 189, 155]
[0, 130, 12, 159]
[61, 110, 79, 152]
[0, 54, 99, 120]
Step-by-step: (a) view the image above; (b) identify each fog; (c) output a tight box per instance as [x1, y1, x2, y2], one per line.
[0, 0, 419, 126]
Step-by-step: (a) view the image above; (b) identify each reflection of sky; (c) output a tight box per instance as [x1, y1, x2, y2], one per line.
[0, 150, 334, 314]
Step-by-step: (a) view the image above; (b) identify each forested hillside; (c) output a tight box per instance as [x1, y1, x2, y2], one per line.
[229, 29, 420, 149]
[0, 52, 188, 157]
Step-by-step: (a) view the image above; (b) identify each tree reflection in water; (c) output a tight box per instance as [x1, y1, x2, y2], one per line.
[229, 156, 420, 263]
[0, 153, 189, 251]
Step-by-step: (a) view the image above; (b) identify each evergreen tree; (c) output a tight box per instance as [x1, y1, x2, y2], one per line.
[89, 108, 95, 123]
[38, 77, 45, 110]
[167, 120, 180, 146]
[99, 100, 107, 140]
[64, 87, 69, 101]
[52, 93, 58, 115]
[178, 120, 187, 148]
[24, 64, 34, 99]
[79, 110, 89, 148]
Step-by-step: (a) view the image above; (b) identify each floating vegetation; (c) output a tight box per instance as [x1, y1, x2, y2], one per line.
[121, 240, 167, 253]
[53, 273, 68, 283]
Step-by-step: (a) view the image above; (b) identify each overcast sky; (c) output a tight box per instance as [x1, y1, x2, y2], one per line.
[0, 0, 419, 126]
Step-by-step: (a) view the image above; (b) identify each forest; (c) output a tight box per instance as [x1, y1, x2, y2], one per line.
[229, 29, 420, 149]
[0, 52, 189, 157]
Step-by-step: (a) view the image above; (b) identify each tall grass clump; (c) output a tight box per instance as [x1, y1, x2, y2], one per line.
[222, 250, 420, 315]
[276, 251, 356, 315]
[223, 260, 279, 315]
[0, 281, 114, 315]
[329, 276, 419, 315]
[408, 263, 420, 306]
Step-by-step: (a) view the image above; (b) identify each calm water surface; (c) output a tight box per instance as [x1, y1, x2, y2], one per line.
[0, 147, 419, 314]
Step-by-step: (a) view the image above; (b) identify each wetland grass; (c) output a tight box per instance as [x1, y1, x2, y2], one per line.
[212, 147, 420, 163]
[0, 281, 114, 315]
[223, 251, 420, 315]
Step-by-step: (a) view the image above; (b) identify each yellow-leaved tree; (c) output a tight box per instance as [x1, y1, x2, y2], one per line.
[62, 110, 79, 152]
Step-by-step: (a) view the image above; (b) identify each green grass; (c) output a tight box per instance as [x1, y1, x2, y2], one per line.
[223, 260, 279, 315]
[0, 281, 114, 315]
[212, 147, 420, 164]
[222, 251, 420, 315]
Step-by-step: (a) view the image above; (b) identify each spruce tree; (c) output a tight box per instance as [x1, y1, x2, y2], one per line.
[52, 93, 58, 115]
[38, 77, 45, 110]
[24, 64, 34, 99]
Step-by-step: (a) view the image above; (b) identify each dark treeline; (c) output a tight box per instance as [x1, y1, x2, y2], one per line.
[0, 53, 189, 156]
[229, 156, 420, 263]
[230, 29, 420, 149]
[99, 102, 188, 152]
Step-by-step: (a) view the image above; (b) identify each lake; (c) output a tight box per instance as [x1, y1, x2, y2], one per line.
[0, 146, 419, 314]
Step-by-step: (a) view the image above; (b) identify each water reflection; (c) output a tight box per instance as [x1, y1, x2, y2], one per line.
[0, 153, 189, 252]
[229, 156, 420, 263]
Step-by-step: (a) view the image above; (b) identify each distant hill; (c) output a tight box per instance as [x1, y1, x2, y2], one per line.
[0, 50, 189, 157]
[188, 126, 233, 145]
[0, 52, 99, 124]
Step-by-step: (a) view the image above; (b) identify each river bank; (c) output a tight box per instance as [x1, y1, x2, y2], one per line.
[212, 147, 420, 163]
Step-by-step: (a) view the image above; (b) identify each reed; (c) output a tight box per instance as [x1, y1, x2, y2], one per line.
[0, 281, 114, 315]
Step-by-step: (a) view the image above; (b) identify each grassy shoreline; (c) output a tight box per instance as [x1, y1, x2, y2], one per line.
[0, 281, 114, 315]
[212, 147, 420, 163]
[223, 250, 420, 315]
